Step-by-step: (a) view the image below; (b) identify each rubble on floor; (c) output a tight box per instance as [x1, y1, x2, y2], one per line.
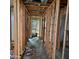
[23, 37, 49, 59]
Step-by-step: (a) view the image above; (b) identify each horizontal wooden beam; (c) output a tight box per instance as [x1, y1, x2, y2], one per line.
[31, 10, 45, 12]
[26, 5, 48, 10]
[25, 4, 48, 8]
[30, 12, 43, 15]
[31, 16, 42, 19]
[24, 2, 50, 6]
[25, 4, 47, 16]
[30, 12, 44, 16]
[30, 14, 44, 16]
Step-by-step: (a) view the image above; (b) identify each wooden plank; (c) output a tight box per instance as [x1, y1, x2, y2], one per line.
[43, 1, 55, 59]
[31, 16, 42, 19]
[20, 1, 26, 55]
[24, 1, 52, 16]
[13, 0, 19, 59]
[57, 11, 60, 49]
[26, 4, 48, 7]
[26, 5, 47, 16]
[43, 0, 55, 16]
[29, 16, 32, 35]
[25, 8, 31, 16]
[17, 0, 21, 59]
[62, 2, 69, 59]
[30, 12, 44, 16]
[25, 9, 31, 46]
[39, 17, 43, 38]
[42, 17, 45, 41]
[53, 0, 60, 59]
[49, 2, 55, 59]
[42, 1, 55, 59]
[13, 0, 30, 58]
[24, 2, 50, 6]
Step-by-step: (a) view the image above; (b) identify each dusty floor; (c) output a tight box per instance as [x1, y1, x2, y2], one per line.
[10, 37, 69, 59]
[23, 37, 49, 59]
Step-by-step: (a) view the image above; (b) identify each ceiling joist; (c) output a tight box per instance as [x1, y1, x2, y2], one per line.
[23, 0, 67, 16]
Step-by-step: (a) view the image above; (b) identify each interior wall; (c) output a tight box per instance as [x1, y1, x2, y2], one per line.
[57, 7, 66, 49]
[43, 0, 60, 59]
[13, 0, 31, 58]
[60, 7, 66, 43]
[21, 1, 32, 52]
[43, 2, 55, 59]
[55, 6, 67, 59]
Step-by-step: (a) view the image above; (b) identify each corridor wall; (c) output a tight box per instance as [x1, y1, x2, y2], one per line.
[13, 0, 31, 59]
[43, 0, 60, 59]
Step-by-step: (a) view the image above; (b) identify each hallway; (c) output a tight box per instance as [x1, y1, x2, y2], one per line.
[10, 0, 69, 59]
[23, 37, 49, 59]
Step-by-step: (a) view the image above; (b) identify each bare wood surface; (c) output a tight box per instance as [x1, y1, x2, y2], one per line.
[62, 2, 69, 59]
[13, 0, 19, 59]
[53, 0, 60, 59]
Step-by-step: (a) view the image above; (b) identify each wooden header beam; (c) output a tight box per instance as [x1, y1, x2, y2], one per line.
[26, 6, 47, 11]
[24, 1, 53, 16]
[25, 4, 49, 7]
[24, 2, 50, 6]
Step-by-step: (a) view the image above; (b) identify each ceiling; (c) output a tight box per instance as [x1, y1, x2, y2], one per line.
[23, 0, 53, 16]
[23, 0, 67, 16]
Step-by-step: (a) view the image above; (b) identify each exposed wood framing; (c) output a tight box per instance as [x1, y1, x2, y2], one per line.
[13, 0, 31, 59]
[24, 1, 53, 16]
[57, 14, 60, 49]
[25, 8, 32, 46]
[43, 1, 55, 59]
[17, 0, 21, 59]
[57, 5, 66, 49]
[13, 0, 68, 59]
[53, 0, 60, 59]
[26, 4, 48, 8]
[41, 16, 45, 41]
[19, 0, 26, 55]
[13, 0, 19, 59]
[24, 2, 50, 6]
[62, 2, 69, 59]
[43, 0, 60, 59]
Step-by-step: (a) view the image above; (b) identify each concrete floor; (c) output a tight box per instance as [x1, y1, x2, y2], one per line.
[23, 37, 49, 59]
[56, 48, 69, 59]
[10, 37, 69, 59]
